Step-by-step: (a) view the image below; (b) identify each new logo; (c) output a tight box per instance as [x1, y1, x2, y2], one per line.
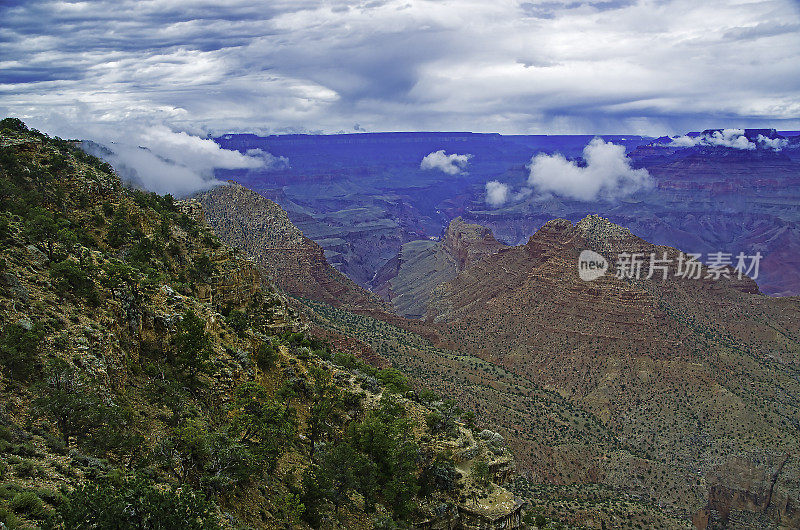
[578, 250, 608, 281]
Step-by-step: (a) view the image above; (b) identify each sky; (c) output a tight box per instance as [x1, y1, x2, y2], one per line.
[1, 0, 800, 140]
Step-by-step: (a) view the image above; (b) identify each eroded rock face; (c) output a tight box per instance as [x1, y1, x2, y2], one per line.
[193, 183, 391, 314]
[442, 217, 507, 270]
[371, 217, 506, 318]
[699, 453, 800, 529]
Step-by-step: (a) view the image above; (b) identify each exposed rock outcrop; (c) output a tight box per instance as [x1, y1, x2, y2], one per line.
[371, 217, 506, 318]
[193, 183, 391, 314]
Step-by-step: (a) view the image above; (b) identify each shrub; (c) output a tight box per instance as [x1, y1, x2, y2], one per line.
[254, 343, 277, 372]
[347, 396, 419, 518]
[462, 410, 476, 430]
[35, 358, 142, 453]
[50, 260, 98, 303]
[106, 207, 131, 248]
[472, 459, 490, 487]
[58, 478, 219, 529]
[172, 310, 212, 383]
[10, 491, 49, 520]
[153, 419, 257, 492]
[0, 118, 28, 133]
[420, 454, 458, 494]
[0, 323, 42, 381]
[230, 382, 295, 471]
[425, 401, 460, 438]
[418, 388, 440, 403]
[377, 368, 410, 394]
[13, 459, 36, 478]
[225, 310, 249, 337]
[35, 487, 65, 508]
[12, 442, 39, 457]
[189, 254, 216, 282]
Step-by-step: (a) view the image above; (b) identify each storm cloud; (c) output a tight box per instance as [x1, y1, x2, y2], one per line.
[1, 0, 799, 140]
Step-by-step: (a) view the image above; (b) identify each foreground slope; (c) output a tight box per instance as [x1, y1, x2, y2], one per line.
[0, 119, 527, 529]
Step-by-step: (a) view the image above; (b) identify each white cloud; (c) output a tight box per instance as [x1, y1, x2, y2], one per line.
[1, 0, 799, 134]
[669, 129, 755, 150]
[420, 150, 472, 175]
[757, 134, 789, 151]
[485, 180, 510, 207]
[139, 125, 265, 173]
[80, 124, 281, 197]
[527, 137, 653, 201]
[245, 148, 290, 168]
[668, 129, 792, 151]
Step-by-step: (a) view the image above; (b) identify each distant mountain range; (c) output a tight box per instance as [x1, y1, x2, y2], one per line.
[214, 130, 800, 297]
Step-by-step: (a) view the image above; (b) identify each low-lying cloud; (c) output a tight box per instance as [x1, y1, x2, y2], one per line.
[527, 138, 652, 201]
[669, 129, 755, 150]
[420, 150, 472, 175]
[81, 125, 284, 197]
[758, 135, 789, 151]
[668, 128, 790, 151]
[485, 181, 510, 207]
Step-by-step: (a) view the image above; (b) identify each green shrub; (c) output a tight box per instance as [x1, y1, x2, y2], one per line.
[377, 368, 410, 393]
[12, 442, 39, 458]
[347, 396, 419, 518]
[189, 254, 216, 281]
[50, 260, 98, 303]
[106, 207, 131, 248]
[43, 433, 68, 454]
[153, 420, 256, 493]
[425, 401, 460, 438]
[225, 310, 249, 336]
[0, 505, 20, 529]
[58, 478, 219, 529]
[13, 459, 35, 478]
[472, 459, 490, 487]
[172, 310, 212, 383]
[35, 358, 142, 453]
[229, 382, 295, 471]
[254, 343, 277, 372]
[10, 491, 48, 520]
[418, 388, 440, 403]
[419, 454, 458, 495]
[0, 118, 28, 133]
[36, 487, 65, 507]
[0, 323, 42, 381]
[0, 425, 15, 442]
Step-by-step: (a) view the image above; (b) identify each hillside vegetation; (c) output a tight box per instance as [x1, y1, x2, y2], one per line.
[0, 118, 523, 529]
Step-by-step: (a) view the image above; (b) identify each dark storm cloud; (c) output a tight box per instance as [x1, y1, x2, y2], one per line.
[0, 0, 799, 140]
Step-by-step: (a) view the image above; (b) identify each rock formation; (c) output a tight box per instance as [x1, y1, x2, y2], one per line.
[194, 182, 391, 314]
[371, 217, 506, 318]
[426, 214, 800, 527]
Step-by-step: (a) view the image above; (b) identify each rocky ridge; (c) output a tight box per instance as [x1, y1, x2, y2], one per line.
[194, 182, 390, 314]
[426, 215, 800, 528]
[202, 183, 703, 528]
